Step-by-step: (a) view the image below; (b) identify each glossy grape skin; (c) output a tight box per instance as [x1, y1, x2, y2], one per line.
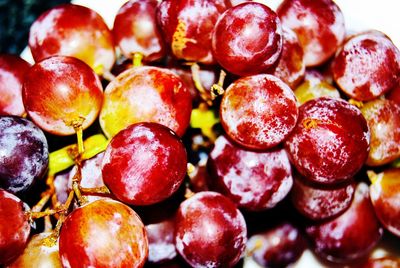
[101, 122, 187, 206]
[157, 0, 230, 64]
[370, 168, 400, 238]
[212, 2, 282, 76]
[306, 183, 383, 263]
[0, 116, 49, 194]
[220, 74, 298, 150]
[361, 99, 400, 166]
[8, 232, 62, 268]
[29, 4, 115, 74]
[59, 199, 148, 268]
[246, 223, 306, 267]
[99, 66, 192, 138]
[331, 33, 400, 101]
[23, 56, 103, 135]
[113, 0, 166, 62]
[175, 191, 247, 268]
[277, 0, 345, 67]
[294, 78, 340, 105]
[0, 189, 30, 265]
[207, 135, 293, 211]
[284, 97, 370, 185]
[387, 80, 400, 106]
[291, 175, 355, 221]
[146, 219, 177, 264]
[270, 26, 305, 89]
[0, 55, 31, 116]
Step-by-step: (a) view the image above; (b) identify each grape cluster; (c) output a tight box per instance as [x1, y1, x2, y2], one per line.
[0, 0, 399, 267]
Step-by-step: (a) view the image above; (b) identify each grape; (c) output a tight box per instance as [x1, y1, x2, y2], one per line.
[146, 219, 177, 264]
[387, 80, 400, 106]
[212, 2, 282, 76]
[101, 122, 187, 206]
[220, 74, 298, 150]
[270, 26, 305, 89]
[113, 0, 166, 62]
[363, 256, 400, 268]
[207, 135, 293, 211]
[246, 222, 306, 267]
[175, 191, 247, 267]
[331, 33, 400, 101]
[59, 199, 148, 267]
[0, 54, 31, 116]
[360, 99, 400, 166]
[0, 189, 30, 265]
[370, 168, 400, 237]
[22, 56, 103, 135]
[99, 66, 192, 138]
[306, 183, 383, 263]
[157, 0, 230, 64]
[291, 175, 355, 221]
[8, 232, 62, 268]
[0, 116, 48, 194]
[277, 0, 345, 67]
[29, 4, 115, 74]
[284, 97, 370, 185]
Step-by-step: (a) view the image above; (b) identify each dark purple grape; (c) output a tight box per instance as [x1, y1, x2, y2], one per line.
[247, 222, 306, 267]
[0, 116, 49, 194]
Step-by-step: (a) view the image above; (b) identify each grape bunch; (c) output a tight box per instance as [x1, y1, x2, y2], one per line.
[0, 0, 399, 267]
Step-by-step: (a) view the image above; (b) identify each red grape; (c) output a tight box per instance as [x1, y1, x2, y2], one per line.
[284, 97, 370, 185]
[270, 26, 305, 89]
[387, 79, 400, 106]
[175, 191, 247, 267]
[29, 4, 115, 74]
[146, 219, 177, 264]
[0, 189, 30, 265]
[8, 232, 62, 268]
[212, 2, 283, 76]
[0, 54, 31, 116]
[220, 74, 298, 150]
[331, 33, 400, 101]
[291, 175, 355, 221]
[361, 99, 400, 166]
[247, 222, 306, 267]
[23, 56, 103, 135]
[208, 135, 293, 211]
[370, 168, 400, 237]
[113, 0, 166, 62]
[277, 0, 345, 67]
[59, 199, 148, 268]
[99, 66, 192, 138]
[306, 183, 383, 263]
[101, 122, 187, 206]
[0, 116, 49, 194]
[157, 0, 230, 64]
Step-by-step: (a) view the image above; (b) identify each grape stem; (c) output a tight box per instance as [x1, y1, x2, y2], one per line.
[80, 186, 111, 195]
[211, 69, 226, 99]
[133, 52, 143, 67]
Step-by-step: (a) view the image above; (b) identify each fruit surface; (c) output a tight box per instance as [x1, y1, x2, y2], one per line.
[277, 0, 345, 66]
[0, 116, 48, 193]
[59, 199, 148, 268]
[0, 189, 30, 265]
[220, 74, 298, 150]
[29, 3, 115, 74]
[208, 135, 293, 210]
[102, 122, 187, 206]
[99, 66, 192, 138]
[0, 54, 31, 116]
[23, 56, 103, 135]
[175, 191, 247, 267]
[285, 97, 370, 185]
[212, 2, 282, 76]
